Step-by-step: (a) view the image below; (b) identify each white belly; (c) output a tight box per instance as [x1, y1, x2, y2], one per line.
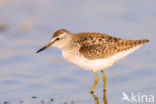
[62, 45, 142, 72]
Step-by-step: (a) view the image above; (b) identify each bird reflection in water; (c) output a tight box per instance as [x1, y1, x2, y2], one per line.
[90, 91, 108, 104]
[90, 70, 108, 104]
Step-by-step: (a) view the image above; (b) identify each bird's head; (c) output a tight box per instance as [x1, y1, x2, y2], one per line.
[36, 29, 72, 53]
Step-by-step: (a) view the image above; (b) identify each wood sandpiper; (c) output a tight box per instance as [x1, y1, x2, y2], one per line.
[37, 29, 149, 93]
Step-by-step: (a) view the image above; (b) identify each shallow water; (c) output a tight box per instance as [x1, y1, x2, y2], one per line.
[0, 0, 156, 104]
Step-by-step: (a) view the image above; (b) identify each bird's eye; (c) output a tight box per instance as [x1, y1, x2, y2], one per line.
[56, 38, 60, 41]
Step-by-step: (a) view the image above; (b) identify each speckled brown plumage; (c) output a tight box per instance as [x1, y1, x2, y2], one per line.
[37, 29, 150, 92]
[71, 32, 149, 59]
[37, 29, 149, 72]
[52, 29, 71, 38]
[45, 29, 149, 60]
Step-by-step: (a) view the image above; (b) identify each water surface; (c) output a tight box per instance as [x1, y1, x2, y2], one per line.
[0, 0, 156, 104]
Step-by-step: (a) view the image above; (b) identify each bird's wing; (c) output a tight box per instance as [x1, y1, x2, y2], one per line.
[77, 33, 148, 60]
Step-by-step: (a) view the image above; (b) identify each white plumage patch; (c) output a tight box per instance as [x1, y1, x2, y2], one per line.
[63, 44, 143, 72]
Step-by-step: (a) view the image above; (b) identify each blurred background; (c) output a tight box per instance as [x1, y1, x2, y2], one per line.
[0, 0, 156, 104]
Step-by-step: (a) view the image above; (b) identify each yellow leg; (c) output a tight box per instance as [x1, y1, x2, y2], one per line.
[90, 72, 98, 93]
[101, 70, 106, 92]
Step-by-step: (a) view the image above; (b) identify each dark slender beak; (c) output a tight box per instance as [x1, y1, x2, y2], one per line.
[36, 43, 52, 53]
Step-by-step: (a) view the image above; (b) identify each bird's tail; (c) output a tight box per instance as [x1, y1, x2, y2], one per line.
[134, 39, 149, 45]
